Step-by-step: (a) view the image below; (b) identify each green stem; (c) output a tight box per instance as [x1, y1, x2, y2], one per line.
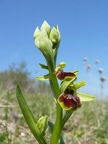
[61, 110, 73, 128]
[45, 51, 64, 143]
[50, 103, 62, 144]
[49, 75, 63, 144]
[46, 61, 63, 143]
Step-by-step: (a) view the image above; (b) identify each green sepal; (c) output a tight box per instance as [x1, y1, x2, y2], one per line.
[39, 63, 48, 70]
[74, 81, 86, 90]
[60, 77, 76, 93]
[48, 121, 65, 144]
[77, 91, 95, 102]
[36, 115, 48, 136]
[36, 74, 50, 81]
[16, 84, 47, 144]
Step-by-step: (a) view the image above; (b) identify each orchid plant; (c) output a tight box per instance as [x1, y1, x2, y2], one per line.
[16, 21, 95, 144]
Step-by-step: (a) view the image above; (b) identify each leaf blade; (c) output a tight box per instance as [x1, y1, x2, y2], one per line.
[16, 84, 47, 144]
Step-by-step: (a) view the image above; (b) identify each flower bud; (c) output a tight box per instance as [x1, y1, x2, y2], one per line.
[40, 20, 51, 36]
[36, 115, 48, 136]
[34, 31, 54, 60]
[33, 27, 41, 40]
[34, 21, 56, 66]
[49, 26, 61, 46]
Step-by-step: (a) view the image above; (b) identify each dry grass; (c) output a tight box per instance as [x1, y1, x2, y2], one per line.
[0, 88, 108, 144]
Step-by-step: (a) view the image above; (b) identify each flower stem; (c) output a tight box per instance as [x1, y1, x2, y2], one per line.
[50, 103, 62, 144]
[61, 110, 73, 128]
[48, 72, 63, 143]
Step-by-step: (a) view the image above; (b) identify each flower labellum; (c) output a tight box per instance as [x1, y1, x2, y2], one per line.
[57, 93, 82, 110]
[56, 70, 76, 80]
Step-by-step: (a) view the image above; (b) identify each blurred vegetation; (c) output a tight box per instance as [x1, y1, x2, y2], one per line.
[0, 61, 51, 94]
[0, 62, 108, 144]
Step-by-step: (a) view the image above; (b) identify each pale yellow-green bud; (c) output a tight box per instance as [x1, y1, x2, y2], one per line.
[49, 26, 61, 45]
[41, 20, 51, 36]
[33, 27, 41, 40]
[34, 31, 53, 56]
[36, 115, 48, 136]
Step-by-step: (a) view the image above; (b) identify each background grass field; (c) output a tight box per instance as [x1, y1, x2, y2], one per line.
[0, 62, 108, 144]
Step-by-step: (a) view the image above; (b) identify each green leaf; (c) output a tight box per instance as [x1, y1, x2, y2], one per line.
[16, 84, 47, 144]
[60, 77, 76, 93]
[77, 91, 95, 102]
[74, 81, 86, 89]
[39, 63, 48, 70]
[36, 74, 50, 81]
[48, 121, 65, 144]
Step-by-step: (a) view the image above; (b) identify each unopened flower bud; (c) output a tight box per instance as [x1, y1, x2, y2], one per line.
[36, 115, 48, 136]
[33, 27, 41, 40]
[41, 20, 51, 36]
[49, 26, 61, 46]
[34, 32, 52, 52]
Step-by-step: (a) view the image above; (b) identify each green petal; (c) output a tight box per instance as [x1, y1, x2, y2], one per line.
[72, 70, 79, 75]
[74, 81, 86, 89]
[77, 91, 95, 102]
[60, 77, 76, 93]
